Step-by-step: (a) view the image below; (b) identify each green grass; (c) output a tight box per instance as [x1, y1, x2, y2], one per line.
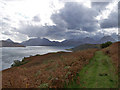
[65, 51, 118, 88]
[38, 83, 49, 88]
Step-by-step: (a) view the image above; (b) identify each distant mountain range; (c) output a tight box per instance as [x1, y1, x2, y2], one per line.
[0, 39, 25, 47]
[20, 36, 116, 46]
[98, 36, 116, 44]
[21, 38, 60, 46]
[0, 36, 116, 47]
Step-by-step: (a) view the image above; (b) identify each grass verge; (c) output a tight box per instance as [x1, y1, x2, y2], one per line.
[65, 51, 118, 88]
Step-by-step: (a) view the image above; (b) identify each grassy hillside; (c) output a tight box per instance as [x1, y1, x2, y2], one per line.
[70, 44, 100, 51]
[102, 42, 119, 87]
[65, 51, 118, 88]
[2, 49, 97, 88]
[102, 42, 119, 71]
[2, 42, 119, 88]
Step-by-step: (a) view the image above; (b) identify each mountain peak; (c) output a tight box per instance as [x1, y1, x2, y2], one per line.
[101, 36, 115, 40]
[42, 38, 49, 40]
[99, 36, 115, 43]
[6, 39, 13, 42]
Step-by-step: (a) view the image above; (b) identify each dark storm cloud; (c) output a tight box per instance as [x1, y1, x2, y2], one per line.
[64, 30, 89, 39]
[92, 2, 109, 11]
[92, 32, 118, 41]
[100, 11, 118, 28]
[17, 24, 48, 37]
[118, 2, 120, 28]
[100, 2, 118, 29]
[45, 25, 67, 40]
[17, 23, 66, 40]
[17, 2, 116, 40]
[51, 2, 99, 32]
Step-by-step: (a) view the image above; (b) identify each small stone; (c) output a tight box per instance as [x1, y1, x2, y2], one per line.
[56, 78, 58, 80]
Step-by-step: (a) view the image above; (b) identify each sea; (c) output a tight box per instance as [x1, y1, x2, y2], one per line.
[0, 46, 71, 71]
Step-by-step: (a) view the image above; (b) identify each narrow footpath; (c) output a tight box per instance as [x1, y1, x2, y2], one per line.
[66, 51, 118, 88]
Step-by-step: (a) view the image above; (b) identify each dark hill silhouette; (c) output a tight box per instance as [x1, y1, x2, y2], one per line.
[0, 39, 25, 47]
[21, 36, 117, 46]
[98, 36, 116, 44]
[21, 37, 60, 46]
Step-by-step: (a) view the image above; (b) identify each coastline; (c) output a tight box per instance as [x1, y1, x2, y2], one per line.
[2, 48, 97, 88]
[2, 42, 119, 88]
[2, 47, 71, 71]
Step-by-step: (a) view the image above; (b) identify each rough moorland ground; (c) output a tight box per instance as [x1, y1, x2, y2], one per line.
[2, 49, 97, 88]
[102, 42, 119, 87]
[102, 42, 119, 72]
[2, 42, 119, 88]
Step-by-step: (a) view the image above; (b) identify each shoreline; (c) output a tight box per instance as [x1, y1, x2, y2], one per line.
[2, 50, 72, 72]
[2, 42, 119, 88]
[2, 48, 97, 88]
[2, 48, 71, 71]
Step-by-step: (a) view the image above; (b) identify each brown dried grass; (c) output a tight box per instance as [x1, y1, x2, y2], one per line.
[102, 42, 120, 73]
[2, 49, 97, 88]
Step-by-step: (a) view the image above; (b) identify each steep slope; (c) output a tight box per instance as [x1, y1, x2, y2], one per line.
[102, 42, 120, 87]
[21, 38, 54, 46]
[102, 41, 119, 71]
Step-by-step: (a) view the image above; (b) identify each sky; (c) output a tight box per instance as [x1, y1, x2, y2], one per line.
[0, 0, 119, 43]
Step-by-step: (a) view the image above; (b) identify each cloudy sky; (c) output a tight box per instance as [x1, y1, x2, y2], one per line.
[0, 0, 119, 42]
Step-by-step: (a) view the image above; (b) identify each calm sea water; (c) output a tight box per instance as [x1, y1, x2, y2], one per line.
[0, 46, 71, 70]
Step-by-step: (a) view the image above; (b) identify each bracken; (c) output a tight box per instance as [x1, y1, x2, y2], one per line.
[2, 48, 97, 88]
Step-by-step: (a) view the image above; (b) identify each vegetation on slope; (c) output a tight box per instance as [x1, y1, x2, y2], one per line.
[2, 49, 97, 88]
[70, 44, 100, 51]
[11, 59, 29, 67]
[2, 42, 119, 88]
[70, 41, 113, 52]
[100, 41, 112, 49]
[102, 41, 119, 87]
[102, 42, 119, 71]
[65, 51, 118, 88]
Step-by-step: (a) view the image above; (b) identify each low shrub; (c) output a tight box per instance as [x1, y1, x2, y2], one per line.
[38, 83, 49, 88]
[100, 41, 112, 49]
[11, 59, 28, 67]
